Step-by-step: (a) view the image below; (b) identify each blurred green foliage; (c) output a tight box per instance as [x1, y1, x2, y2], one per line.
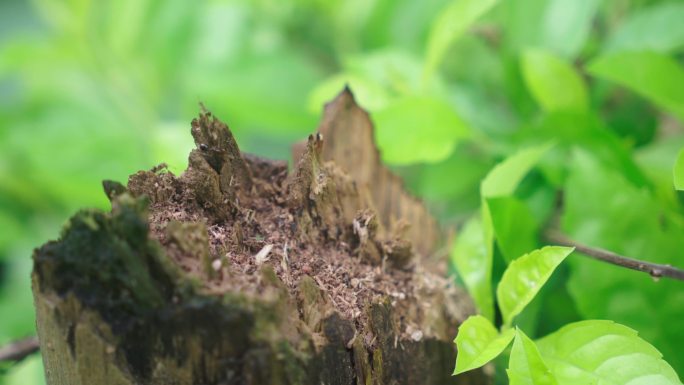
[1, 0, 684, 383]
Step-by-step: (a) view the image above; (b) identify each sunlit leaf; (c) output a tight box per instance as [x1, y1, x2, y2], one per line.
[508, 329, 557, 385]
[480, 202, 495, 320]
[673, 148, 684, 191]
[451, 215, 494, 321]
[502, 0, 600, 58]
[32, 0, 88, 33]
[501, 0, 548, 54]
[424, 0, 499, 83]
[521, 50, 588, 112]
[374, 96, 469, 165]
[475, 143, 552, 322]
[307, 74, 391, 114]
[588, 51, 684, 122]
[345, 49, 426, 96]
[2, 353, 46, 385]
[361, 0, 442, 51]
[537, 320, 683, 385]
[453, 315, 516, 375]
[537, 0, 600, 58]
[481, 143, 552, 198]
[152, 121, 195, 172]
[497, 246, 574, 327]
[102, 0, 148, 56]
[605, 2, 684, 54]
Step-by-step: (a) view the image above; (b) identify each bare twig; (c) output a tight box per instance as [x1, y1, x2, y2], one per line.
[0, 336, 40, 363]
[545, 230, 684, 282]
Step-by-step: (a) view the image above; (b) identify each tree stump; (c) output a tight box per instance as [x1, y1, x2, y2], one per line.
[31, 89, 490, 385]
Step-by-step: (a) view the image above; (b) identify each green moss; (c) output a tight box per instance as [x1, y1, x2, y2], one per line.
[34, 194, 176, 326]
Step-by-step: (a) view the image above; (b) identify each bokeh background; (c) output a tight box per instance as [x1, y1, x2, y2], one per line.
[1, 0, 684, 383]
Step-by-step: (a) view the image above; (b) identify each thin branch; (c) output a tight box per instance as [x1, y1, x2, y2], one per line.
[0, 336, 40, 363]
[545, 230, 684, 282]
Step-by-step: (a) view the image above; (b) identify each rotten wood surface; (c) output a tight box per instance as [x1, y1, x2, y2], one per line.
[32, 89, 489, 385]
[316, 89, 440, 259]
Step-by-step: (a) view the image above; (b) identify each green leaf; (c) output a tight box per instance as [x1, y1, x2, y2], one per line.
[674, 148, 684, 191]
[451, 215, 494, 321]
[423, 0, 499, 83]
[508, 329, 558, 385]
[537, 321, 683, 385]
[497, 246, 574, 327]
[189, 50, 323, 143]
[481, 143, 552, 198]
[416, 144, 496, 217]
[502, 0, 600, 59]
[344, 49, 425, 95]
[2, 354, 46, 385]
[537, 0, 600, 58]
[588, 51, 684, 122]
[0, 211, 24, 257]
[453, 315, 516, 375]
[605, 2, 684, 54]
[475, 143, 552, 321]
[636, 135, 684, 200]
[487, 196, 538, 263]
[307, 74, 391, 114]
[521, 50, 588, 112]
[374, 96, 470, 165]
[0, 258, 38, 341]
[563, 150, 684, 373]
[513, 111, 649, 188]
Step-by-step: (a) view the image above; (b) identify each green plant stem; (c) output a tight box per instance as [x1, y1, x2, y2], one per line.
[545, 230, 684, 282]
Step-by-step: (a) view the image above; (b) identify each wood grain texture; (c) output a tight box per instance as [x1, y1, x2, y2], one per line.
[316, 88, 441, 259]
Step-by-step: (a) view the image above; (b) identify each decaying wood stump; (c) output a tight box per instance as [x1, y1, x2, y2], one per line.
[32, 89, 489, 385]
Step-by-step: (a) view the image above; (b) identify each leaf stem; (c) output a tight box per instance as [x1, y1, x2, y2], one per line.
[0, 336, 39, 363]
[544, 230, 684, 282]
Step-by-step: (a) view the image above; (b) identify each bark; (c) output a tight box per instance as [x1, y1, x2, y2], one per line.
[32, 89, 490, 385]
